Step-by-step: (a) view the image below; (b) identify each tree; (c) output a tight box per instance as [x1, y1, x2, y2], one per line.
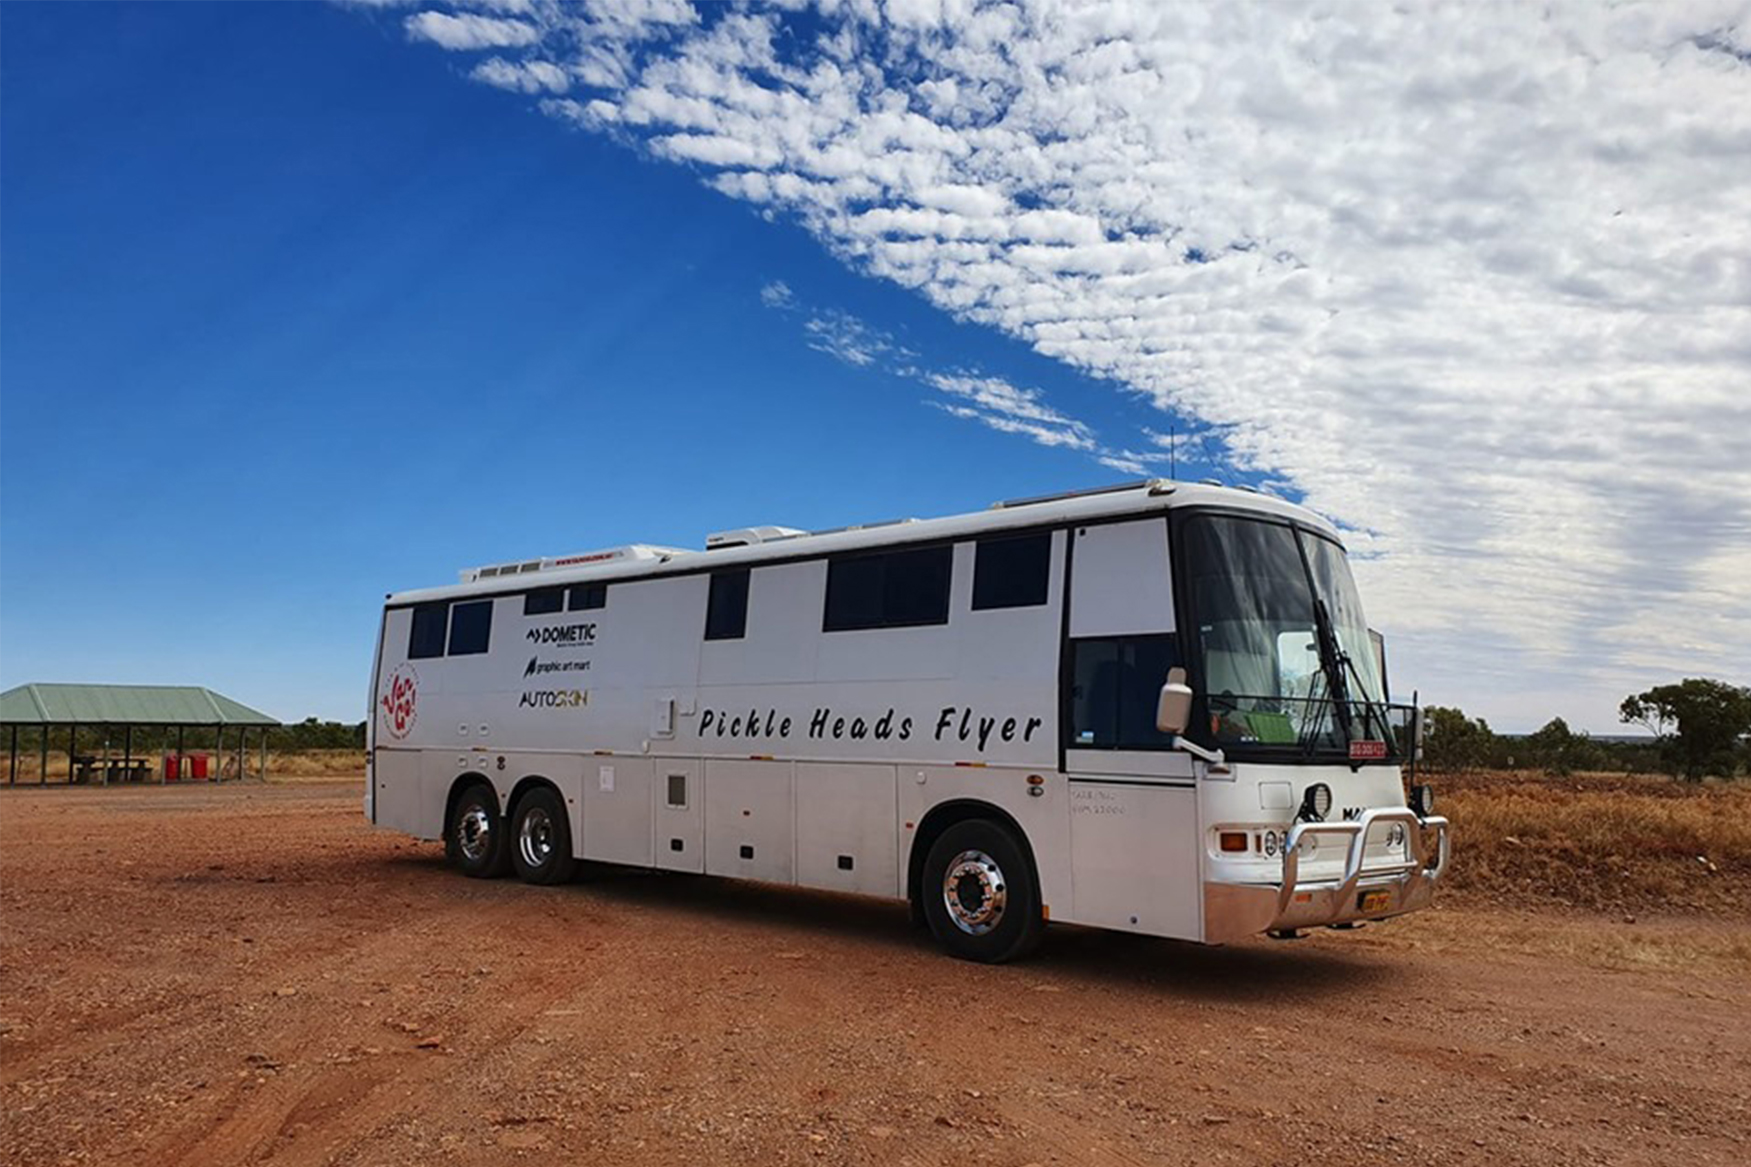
[1523, 716, 1602, 776]
[1421, 705, 1497, 771]
[1619, 678, 1751, 781]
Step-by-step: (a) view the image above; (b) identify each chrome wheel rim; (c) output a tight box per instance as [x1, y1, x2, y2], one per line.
[942, 849, 1007, 935]
[456, 804, 493, 864]
[518, 806, 555, 869]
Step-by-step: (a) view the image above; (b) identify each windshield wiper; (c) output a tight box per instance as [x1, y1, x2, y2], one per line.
[1313, 597, 1397, 754]
[1312, 598, 1356, 746]
[1295, 658, 1335, 757]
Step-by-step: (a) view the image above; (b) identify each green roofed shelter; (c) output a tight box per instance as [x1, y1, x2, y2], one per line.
[1, 683, 281, 787]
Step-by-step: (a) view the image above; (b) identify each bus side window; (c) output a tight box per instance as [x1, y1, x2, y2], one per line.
[705, 569, 750, 640]
[408, 602, 448, 660]
[448, 600, 494, 656]
[972, 531, 1051, 610]
[1069, 634, 1180, 748]
[823, 545, 952, 631]
[524, 588, 563, 616]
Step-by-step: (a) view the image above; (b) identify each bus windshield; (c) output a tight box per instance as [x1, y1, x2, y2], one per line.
[1180, 513, 1393, 758]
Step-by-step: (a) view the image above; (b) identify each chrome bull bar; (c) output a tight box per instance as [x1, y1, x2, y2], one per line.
[1275, 808, 1451, 921]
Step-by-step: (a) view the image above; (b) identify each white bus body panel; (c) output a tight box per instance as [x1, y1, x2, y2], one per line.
[1068, 518, 1174, 638]
[1068, 781, 1201, 936]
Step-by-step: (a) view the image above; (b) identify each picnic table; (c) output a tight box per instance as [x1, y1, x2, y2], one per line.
[71, 756, 153, 784]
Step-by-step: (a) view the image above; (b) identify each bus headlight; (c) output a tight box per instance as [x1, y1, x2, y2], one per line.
[1385, 823, 1407, 851]
[1299, 782, 1332, 822]
[1263, 830, 1279, 857]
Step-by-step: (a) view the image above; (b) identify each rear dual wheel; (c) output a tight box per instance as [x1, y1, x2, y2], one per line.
[446, 784, 509, 878]
[445, 783, 575, 885]
[510, 786, 576, 885]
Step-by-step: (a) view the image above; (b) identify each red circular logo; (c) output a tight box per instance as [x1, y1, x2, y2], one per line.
[380, 662, 419, 740]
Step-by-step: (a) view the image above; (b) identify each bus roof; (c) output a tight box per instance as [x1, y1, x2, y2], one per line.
[384, 479, 1339, 607]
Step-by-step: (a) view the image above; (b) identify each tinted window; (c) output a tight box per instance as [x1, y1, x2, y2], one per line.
[823, 554, 884, 630]
[408, 602, 448, 660]
[824, 544, 953, 631]
[448, 600, 494, 656]
[704, 569, 750, 640]
[524, 588, 564, 616]
[1069, 634, 1180, 749]
[568, 583, 607, 611]
[972, 531, 1051, 610]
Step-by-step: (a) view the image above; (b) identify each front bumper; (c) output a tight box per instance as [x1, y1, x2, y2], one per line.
[1203, 808, 1451, 943]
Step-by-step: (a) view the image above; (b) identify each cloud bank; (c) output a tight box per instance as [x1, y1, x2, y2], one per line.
[381, 0, 1751, 727]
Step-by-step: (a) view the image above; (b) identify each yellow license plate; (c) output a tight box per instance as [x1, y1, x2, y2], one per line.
[1358, 889, 1391, 914]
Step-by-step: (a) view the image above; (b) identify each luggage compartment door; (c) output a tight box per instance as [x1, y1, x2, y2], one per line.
[583, 758, 653, 867]
[704, 759, 794, 884]
[653, 760, 703, 873]
[795, 762, 899, 897]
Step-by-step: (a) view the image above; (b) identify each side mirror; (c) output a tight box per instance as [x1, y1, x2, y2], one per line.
[1156, 666, 1194, 734]
[1412, 707, 1426, 762]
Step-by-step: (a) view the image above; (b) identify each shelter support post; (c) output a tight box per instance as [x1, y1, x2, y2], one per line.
[124, 725, 133, 781]
[176, 726, 185, 783]
[259, 729, 267, 783]
[237, 728, 245, 783]
[8, 725, 16, 785]
[40, 725, 49, 786]
[214, 725, 224, 782]
[66, 724, 75, 787]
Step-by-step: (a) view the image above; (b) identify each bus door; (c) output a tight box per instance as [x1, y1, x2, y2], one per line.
[1061, 519, 1202, 940]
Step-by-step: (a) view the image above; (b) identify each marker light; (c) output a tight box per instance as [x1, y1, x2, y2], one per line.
[1219, 831, 1249, 853]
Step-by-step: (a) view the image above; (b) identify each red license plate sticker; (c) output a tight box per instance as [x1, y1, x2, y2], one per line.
[1349, 739, 1387, 760]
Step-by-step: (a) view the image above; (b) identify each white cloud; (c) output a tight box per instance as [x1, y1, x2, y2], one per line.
[801, 307, 893, 369]
[759, 286, 1112, 457]
[471, 57, 569, 94]
[403, 11, 538, 50]
[384, 0, 1751, 730]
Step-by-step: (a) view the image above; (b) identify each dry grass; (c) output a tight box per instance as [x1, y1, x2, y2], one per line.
[1432, 769, 1751, 918]
[265, 749, 364, 779]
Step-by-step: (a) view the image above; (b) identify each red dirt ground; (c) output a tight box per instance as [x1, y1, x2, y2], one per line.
[2, 780, 1748, 1166]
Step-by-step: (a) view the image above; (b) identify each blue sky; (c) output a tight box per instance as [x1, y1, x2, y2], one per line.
[3, 2, 1747, 730]
[0, 2, 1216, 721]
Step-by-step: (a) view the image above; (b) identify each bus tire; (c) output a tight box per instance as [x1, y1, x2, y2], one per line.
[921, 818, 1044, 963]
[510, 786, 576, 886]
[446, 782, 509, 879]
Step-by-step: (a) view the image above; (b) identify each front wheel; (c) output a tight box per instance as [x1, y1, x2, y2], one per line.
[920, 819, 1044, 963]
[510, 786, 576, 886]
[446, 783, 509, 878]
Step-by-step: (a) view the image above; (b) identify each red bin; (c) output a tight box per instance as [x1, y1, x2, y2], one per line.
[164, 755, 180, 781]
[189, 754, 209, 780]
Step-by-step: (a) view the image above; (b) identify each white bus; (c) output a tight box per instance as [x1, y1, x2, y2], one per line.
[366, 479, 1449, 962]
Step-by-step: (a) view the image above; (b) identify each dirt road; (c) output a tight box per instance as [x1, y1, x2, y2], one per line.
[3, 781, 1747, 1166]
